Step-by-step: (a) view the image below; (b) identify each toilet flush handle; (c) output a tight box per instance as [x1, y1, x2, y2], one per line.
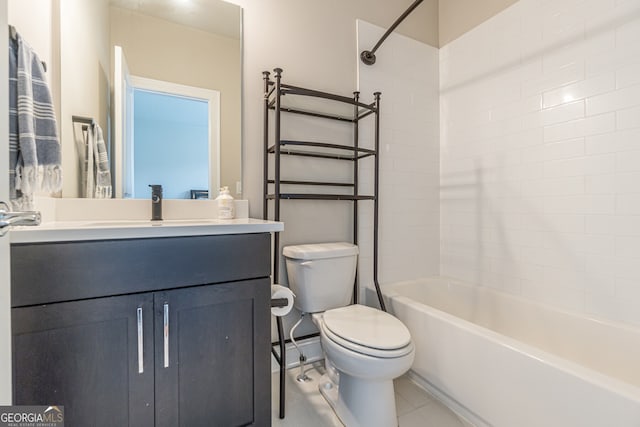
[300, 261, 313, 267]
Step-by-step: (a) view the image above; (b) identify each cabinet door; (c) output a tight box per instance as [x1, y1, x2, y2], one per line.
[154, 279, 270, 427]
[12, 293, 155, 426]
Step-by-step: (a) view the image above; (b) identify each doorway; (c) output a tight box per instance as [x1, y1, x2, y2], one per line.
[126, 77, 220, 199]
[131, 88, 209, 199]
[114, 45, 221, 199]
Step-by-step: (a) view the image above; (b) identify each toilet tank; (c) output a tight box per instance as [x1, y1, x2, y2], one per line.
[283, 242, 359, 313]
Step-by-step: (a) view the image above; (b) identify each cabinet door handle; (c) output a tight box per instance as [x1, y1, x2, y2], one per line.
[163, 303, 169, 368]
[137, 307, 144, 374]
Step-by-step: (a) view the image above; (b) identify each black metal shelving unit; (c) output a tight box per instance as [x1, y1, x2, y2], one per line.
[263, 68, 387, 419]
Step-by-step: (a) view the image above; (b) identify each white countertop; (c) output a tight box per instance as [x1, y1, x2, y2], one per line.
[10, 218, 284, 243]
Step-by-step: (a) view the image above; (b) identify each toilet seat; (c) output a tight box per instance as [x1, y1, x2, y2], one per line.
[320, 305, 413, 359]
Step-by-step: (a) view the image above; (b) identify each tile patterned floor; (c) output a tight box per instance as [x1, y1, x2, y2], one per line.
[272, 362, 474, 427]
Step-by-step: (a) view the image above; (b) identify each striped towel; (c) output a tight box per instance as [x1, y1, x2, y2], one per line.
[9, 31, 62, 210]
[82, 124, 112, 198]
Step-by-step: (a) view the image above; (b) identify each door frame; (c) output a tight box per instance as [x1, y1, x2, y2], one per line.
[113, 45, 132, 198]
[115, 74, 221, 199]
[129, 76, 221, 199]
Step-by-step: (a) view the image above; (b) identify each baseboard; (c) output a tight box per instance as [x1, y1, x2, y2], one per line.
[271, 336, 323, 372]
[406, 370, 491, 427]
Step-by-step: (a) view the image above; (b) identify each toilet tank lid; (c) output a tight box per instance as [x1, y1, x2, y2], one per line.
[283, 242, 359, 260]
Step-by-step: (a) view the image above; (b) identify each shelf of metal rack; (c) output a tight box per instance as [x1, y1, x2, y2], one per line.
[266, 194, 375, 201]
[268, 140, 376, 161]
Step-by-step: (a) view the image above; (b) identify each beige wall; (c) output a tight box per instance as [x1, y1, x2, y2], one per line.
[229, 0, 438, 218]
[226, 0, 438, 337]
[110, 7, 242, 197]
[7, 0, 54, 78]
[373, 0, 439, 48]
[439, 0, 519, 46]
[60, 0, 111, 197]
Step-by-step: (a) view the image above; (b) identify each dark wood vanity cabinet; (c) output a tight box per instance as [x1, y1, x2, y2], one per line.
[12, 293, 156, 426]
[154, 280, 268, 427]
[10, 234, 272, 427]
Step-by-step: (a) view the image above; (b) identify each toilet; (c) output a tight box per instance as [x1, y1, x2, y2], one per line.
[283, 242, 415, 427]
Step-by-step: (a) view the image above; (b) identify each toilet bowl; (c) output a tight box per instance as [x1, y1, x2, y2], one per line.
[283, 242, 414, 427]
[313, 305, 415, 427]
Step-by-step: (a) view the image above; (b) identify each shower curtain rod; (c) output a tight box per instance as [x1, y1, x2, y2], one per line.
[360, 0, 424, 65]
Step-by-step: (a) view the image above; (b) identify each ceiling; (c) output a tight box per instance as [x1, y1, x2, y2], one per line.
[109, 0, 241, 39]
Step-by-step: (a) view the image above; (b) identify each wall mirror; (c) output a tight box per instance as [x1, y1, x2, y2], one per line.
[9, 0, 242, 200]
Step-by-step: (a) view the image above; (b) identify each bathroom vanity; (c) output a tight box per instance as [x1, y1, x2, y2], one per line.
[9, 220, 281, 426]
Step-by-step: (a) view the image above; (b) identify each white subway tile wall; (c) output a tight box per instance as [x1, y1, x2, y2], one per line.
[440, 0, 640, 326]
[357, 20, 440, 289]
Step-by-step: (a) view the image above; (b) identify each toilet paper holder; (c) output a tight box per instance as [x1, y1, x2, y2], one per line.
[271, 298, 289, 308]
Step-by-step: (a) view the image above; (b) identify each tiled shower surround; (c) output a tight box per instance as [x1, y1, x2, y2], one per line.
[357, 20, 441, 287]
[440, 0, 640, 326]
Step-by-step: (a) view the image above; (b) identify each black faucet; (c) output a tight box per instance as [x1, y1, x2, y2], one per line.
[149, 185, 163, 221]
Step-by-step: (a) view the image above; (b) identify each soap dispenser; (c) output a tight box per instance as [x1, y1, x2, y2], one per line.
[216, 186, 235, 219]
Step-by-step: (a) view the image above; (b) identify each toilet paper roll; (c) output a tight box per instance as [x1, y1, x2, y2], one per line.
[271, 284, 295, 317]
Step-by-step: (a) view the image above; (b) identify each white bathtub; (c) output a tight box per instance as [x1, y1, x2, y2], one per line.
[368, 277, 640, 427]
